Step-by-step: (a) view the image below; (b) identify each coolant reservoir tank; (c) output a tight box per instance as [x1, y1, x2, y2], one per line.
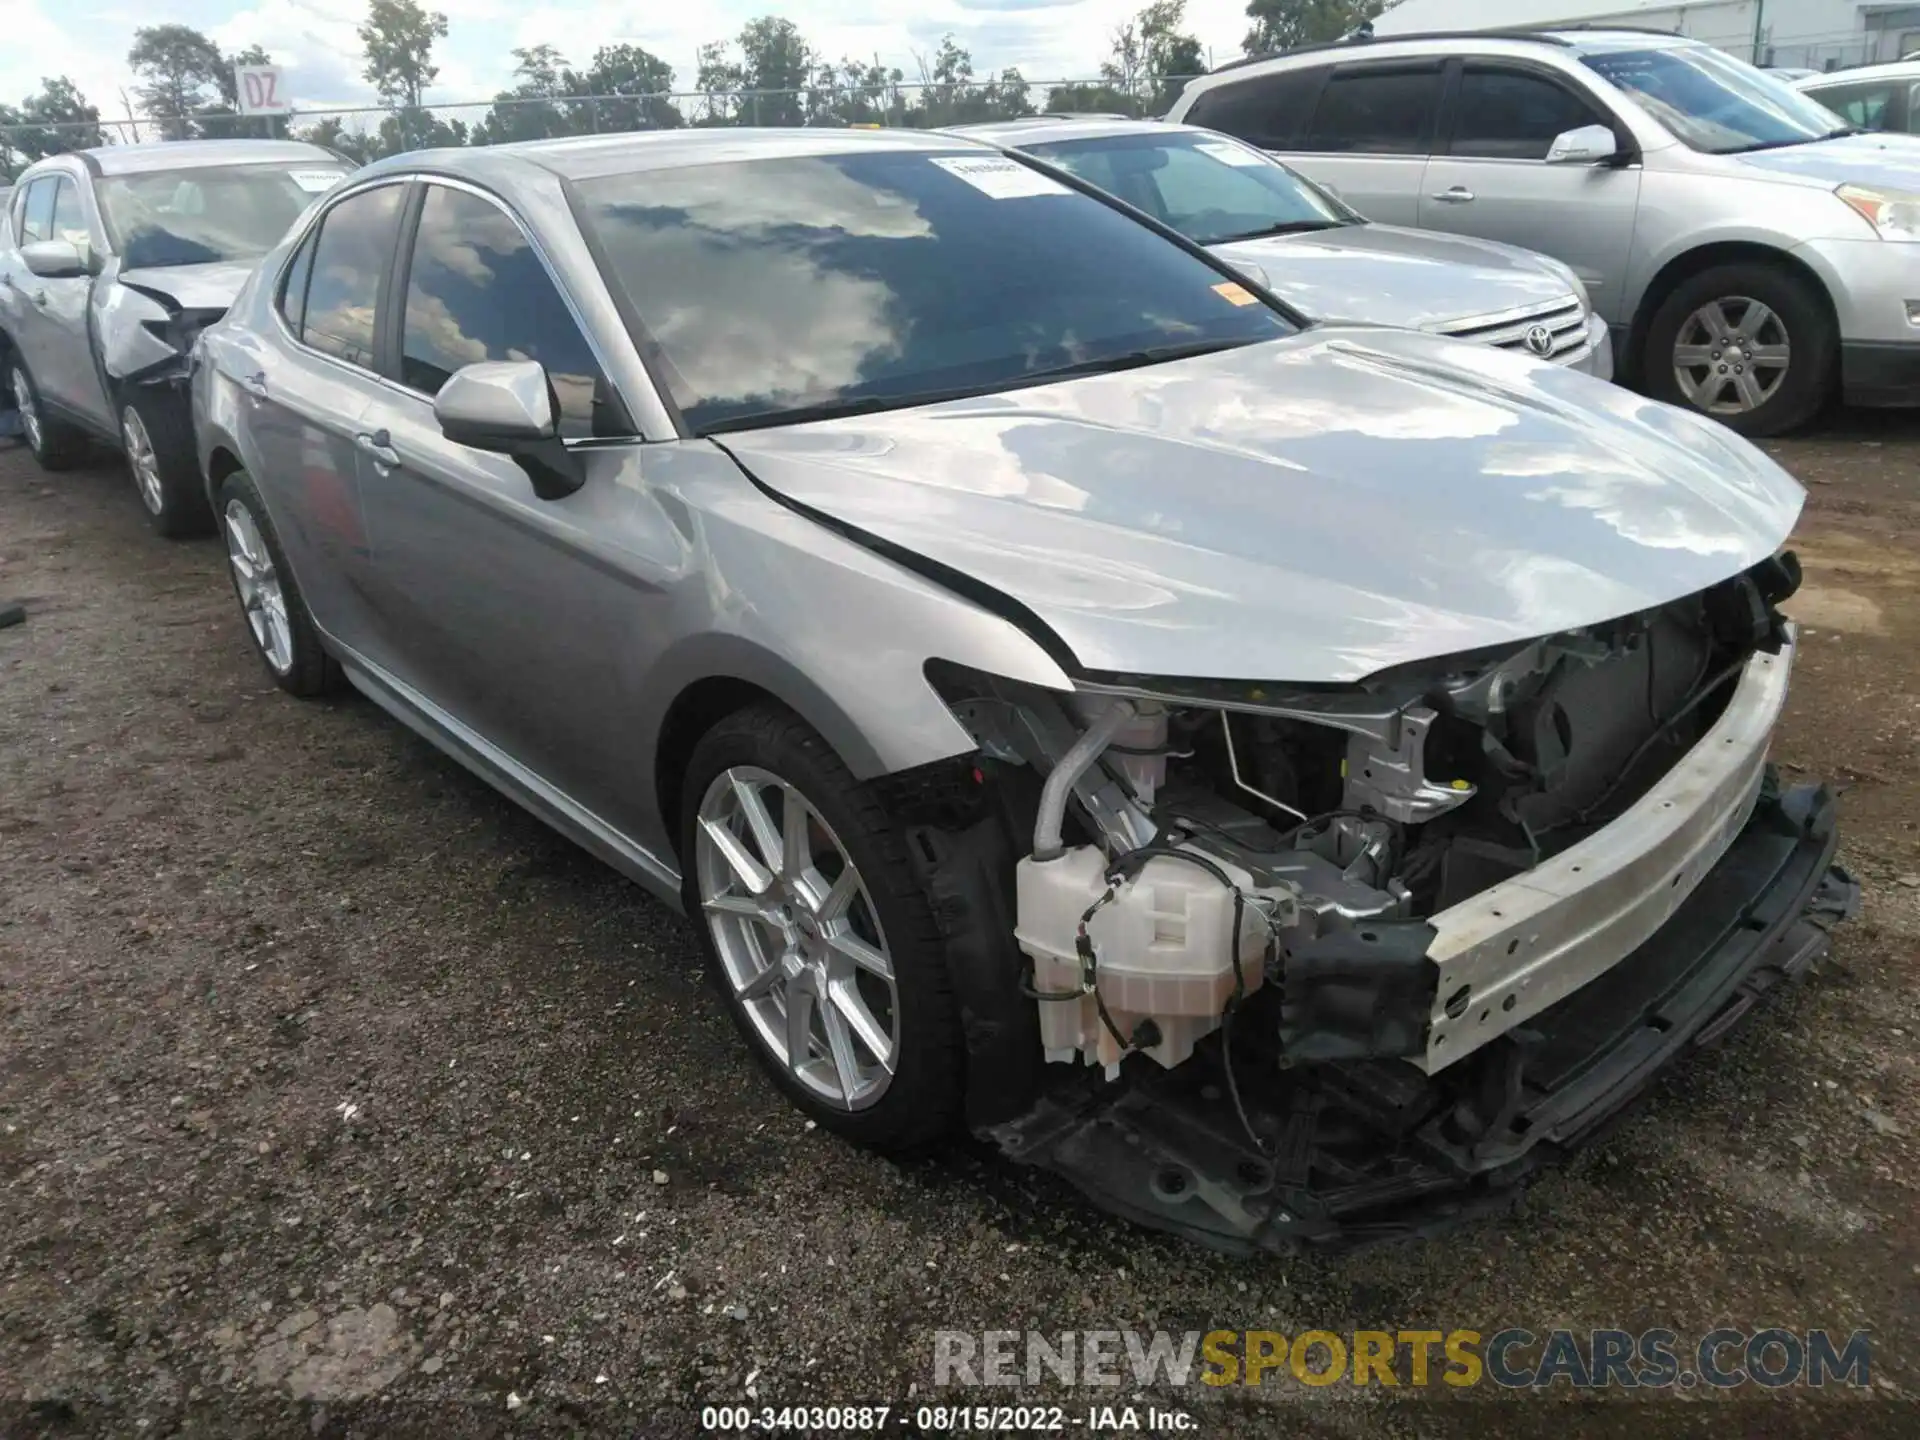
[1015, 845, 1278, 1075]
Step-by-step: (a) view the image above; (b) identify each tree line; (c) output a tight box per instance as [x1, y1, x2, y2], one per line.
[1, 0, 1390, 176]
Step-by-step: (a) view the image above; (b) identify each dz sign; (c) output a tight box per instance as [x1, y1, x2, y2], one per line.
[234, 65, 290, 116]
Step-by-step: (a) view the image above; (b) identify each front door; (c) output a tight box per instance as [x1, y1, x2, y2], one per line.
[356, 180, 661, 814]
[11, 176, 108, 425]
[1418, 61, 1643, 326]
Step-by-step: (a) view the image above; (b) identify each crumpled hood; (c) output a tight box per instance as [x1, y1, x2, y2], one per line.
[1212, 222, 1575, 329]
[1732, 131, 1920, 191]
[115, 259, 257, 311]
[723, 327, 1803, 685]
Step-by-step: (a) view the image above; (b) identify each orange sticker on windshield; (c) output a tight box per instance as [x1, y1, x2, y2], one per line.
[1212, 281, 1258, 306]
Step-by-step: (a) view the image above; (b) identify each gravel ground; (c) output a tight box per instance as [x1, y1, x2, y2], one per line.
[1, 411, 1917, 1440]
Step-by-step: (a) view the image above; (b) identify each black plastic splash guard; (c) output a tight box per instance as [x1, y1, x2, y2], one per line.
[983, 780, 1856, 1254]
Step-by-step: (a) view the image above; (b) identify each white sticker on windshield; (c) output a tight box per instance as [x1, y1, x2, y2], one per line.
[930, 155, 1071, 199]
[1194, 140, 1265, 168]
[288, 169, 347, 193]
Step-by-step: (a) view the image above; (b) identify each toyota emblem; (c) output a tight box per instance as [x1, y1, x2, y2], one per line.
[1524, 324, 1556, 357]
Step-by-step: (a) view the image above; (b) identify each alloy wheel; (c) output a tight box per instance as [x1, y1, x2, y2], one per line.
[12, 368, 41, 454]
[122, 406, 164, 515]
[1672, 296, 1790, 416]
[223, 498, 294, 674]
[694, 765, 900, 1111]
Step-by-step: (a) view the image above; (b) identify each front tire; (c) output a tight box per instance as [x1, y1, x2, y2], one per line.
[9, 359, 89, 470]
[120, 389, 214, 538]
[680, 705, 962, 1153]
[1642, 262, 1834, 437]
[215, 469, 338, 697]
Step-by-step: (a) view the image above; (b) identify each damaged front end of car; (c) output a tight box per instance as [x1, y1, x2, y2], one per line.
[97, 273, 231, 391]
[902, 551, 1856, 1253]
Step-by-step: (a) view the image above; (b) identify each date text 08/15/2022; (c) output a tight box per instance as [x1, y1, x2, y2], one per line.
[700, 1405, 1196, 1433]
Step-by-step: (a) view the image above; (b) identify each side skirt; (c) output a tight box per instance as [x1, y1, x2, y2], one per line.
[332, 646, 685, 911]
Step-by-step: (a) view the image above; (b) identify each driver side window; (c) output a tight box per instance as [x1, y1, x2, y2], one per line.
[1449, 67, 1609, 160]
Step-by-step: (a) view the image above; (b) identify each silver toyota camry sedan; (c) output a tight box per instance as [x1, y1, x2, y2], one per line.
[192, 128, 1854, 1251]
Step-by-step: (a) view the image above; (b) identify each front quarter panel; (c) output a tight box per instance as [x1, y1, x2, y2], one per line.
[1625, 164, 1870, 320]
[620, 441, 1075, 859]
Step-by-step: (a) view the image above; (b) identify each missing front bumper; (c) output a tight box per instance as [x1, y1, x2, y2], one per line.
[984, 779, 1856, 1254]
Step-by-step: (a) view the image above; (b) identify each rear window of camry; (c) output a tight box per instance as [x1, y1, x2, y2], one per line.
[571, 149, 1297, 435]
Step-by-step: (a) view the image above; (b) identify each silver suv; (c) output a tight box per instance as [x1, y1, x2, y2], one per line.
[1170, 29, 1920, 435]
[0, 141, 347, 534]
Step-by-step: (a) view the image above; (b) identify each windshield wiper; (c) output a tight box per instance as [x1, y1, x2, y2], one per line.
[1721, 126, 1865, 154]
[1209, 219, 1345, 242]
[1017, 337, 1257, 383]
[706, 386, 1000, 435]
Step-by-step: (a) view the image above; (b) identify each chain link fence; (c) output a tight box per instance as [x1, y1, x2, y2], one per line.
[1, 78, 1202, 176]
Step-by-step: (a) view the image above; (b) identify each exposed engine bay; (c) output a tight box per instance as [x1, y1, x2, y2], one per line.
[905, 550, 1856, 1251]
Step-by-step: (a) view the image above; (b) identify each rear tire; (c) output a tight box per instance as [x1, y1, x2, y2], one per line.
[1642, 262, 1834, 437]
[121, 388, 214, 538]
[680, 704, 963, 1154]
[215, 468, 339, 697]
[9, 359, 90, 471]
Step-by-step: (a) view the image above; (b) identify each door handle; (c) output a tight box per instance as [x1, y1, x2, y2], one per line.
[243, 371, 269, 399]
[29, 289, 49, 307]
[355, 429, 400, 468]
[1430, 186, 1475, 204]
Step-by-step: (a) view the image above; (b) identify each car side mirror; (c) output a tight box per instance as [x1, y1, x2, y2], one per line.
[1545, 124, 1620, 165]
[21, 239, 89, 279]
[434, 359, 584, 501]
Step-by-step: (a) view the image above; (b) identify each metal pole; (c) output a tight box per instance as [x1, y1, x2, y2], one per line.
[1751, 0, 1766, 64]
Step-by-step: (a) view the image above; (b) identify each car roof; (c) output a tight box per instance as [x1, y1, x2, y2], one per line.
[355, 126, 1000, 186]
[1195, 26, 1696, 84]
[945, 117, 1202, 147]
[1796, 60, 1920, 88]
[76, 139, 347, 177]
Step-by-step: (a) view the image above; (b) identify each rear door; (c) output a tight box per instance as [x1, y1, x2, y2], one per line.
[1419, 60, 1642, 325]
[0, 181, 52, 356]
[246, 180, 408, 651]
[1285, 60, 1447, 225]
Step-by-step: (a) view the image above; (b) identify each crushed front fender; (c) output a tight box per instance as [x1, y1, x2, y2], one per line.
[984, 777, 1857, 1254]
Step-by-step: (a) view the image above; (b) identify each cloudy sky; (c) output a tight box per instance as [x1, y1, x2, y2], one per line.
[4, 0, 1270, 124]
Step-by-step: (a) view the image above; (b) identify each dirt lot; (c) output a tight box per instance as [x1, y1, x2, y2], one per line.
[1, 411, 1917, 1440]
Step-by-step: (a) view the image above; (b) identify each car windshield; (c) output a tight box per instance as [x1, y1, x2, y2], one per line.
[1018, 130, 1359, 245]
[1580, 44, 1854, 153]
[98, 163, 347, 269]
[572, 148, 1296, 435]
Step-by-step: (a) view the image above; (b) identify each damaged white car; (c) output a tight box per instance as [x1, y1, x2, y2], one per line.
[192, 130, 1855, 1250]
[1, 141, 348, 535]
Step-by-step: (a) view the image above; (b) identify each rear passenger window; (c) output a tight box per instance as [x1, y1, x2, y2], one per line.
[1184, 69, 1323, 148]
[1450, 69, 1607, 159]
[299, 184, 404, 369]
[1305, 67, 1443, 154]
[398, 184, 615, 439]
